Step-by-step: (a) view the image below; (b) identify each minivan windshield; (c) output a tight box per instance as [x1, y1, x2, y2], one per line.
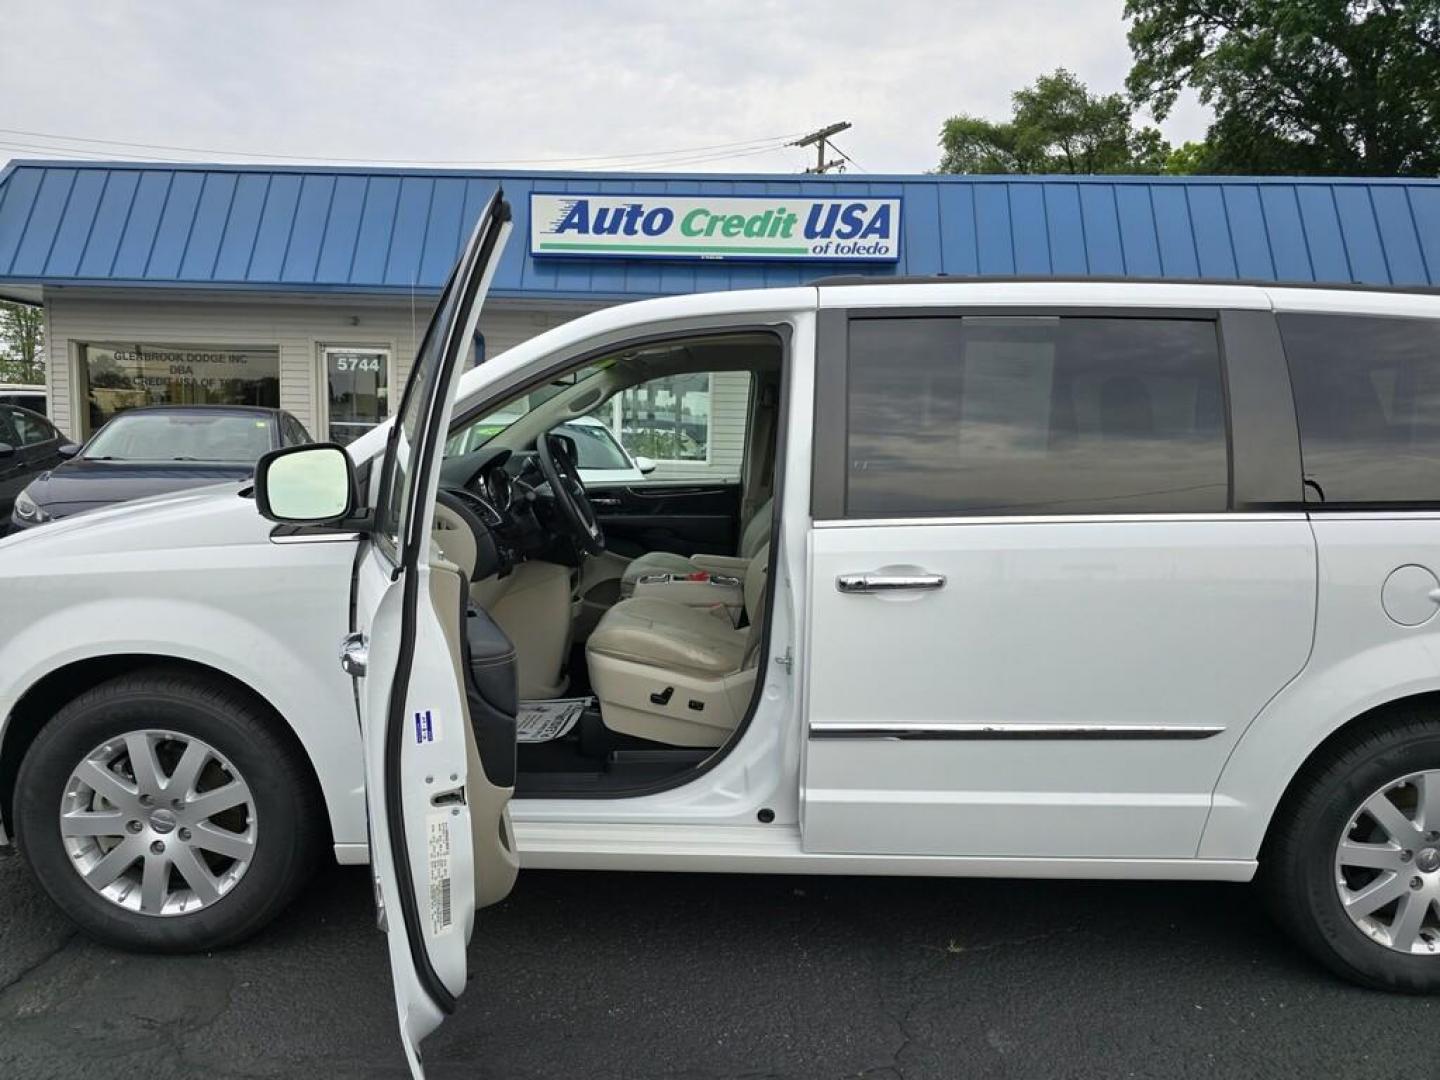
[84, 411, 273, 463]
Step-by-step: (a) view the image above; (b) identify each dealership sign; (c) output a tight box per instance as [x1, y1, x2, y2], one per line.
[530, 193, 901, 262]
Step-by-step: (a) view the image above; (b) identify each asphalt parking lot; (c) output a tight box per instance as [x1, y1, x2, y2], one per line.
[1, 851, 1436, 1080]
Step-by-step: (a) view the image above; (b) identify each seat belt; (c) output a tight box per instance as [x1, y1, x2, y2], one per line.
[742, 380, 779, 530]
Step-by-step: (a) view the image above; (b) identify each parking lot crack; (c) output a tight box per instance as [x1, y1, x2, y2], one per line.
[929, 922, 1084, 957]
[0, 930, 78, 996]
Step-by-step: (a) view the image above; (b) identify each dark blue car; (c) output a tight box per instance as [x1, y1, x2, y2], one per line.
[10, 405, 313, 530]
[0, 404, 75, 529]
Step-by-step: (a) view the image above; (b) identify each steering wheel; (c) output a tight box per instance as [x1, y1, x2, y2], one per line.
[536, 432, 605, 556]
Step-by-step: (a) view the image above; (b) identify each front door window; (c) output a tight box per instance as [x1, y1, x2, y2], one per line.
[600, 370, 752, 481]
[323, 346, 390, 446]
[610, 372, 713, 463]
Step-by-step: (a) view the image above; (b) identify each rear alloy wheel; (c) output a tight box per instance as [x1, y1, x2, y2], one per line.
[1265, 713, 1440, 991]
[16, 669, 321, 952]
[1333, 770, 1440, 956]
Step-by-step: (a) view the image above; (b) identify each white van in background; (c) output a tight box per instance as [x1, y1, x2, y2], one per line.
[447, 411, 655, 485]
[0, 384, 47, 416]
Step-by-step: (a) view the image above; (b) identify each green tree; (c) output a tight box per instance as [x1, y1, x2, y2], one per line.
[939, 68, 1172, 174]
[1125, 0, 1440, 175]
[1160, 140, 1215, 175]
[0, 301, 44, 384]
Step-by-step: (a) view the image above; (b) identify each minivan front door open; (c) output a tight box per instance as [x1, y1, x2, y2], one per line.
[350, 191, 514, 1078]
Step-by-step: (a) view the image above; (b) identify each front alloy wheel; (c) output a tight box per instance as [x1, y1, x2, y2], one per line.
[61, 729, 257, 916]
[16, 669, 321, 953]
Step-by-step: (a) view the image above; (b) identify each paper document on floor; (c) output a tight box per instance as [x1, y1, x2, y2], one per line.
[516, 697, 593, 743]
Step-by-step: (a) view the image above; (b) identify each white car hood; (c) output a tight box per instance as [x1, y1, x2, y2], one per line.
[0, 480, 270, 563]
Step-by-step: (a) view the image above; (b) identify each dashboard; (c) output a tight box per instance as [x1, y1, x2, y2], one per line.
[437, 444, 576, 575]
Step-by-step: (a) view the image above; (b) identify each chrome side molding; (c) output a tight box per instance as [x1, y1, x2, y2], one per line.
[809, 722, 1227, 740]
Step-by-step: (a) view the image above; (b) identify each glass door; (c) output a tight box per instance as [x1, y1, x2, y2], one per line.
[323, 346, 391, 445]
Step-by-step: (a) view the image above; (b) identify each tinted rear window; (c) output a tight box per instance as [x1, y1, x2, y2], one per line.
[845, 316, 1228, 517]
[1280, 312, 1440, 506]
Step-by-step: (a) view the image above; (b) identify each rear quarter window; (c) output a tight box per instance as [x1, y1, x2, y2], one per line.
[1279, 312, 1440, 506]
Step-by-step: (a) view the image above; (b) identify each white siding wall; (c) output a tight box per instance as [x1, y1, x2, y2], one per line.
[40, 291, 752, 481]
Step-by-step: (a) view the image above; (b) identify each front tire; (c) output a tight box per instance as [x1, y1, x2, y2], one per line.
[15, 669, 323, 953]
[1264, 710, 1440, 991]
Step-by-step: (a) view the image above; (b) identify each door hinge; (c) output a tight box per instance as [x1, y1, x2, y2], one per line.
[340, 631, 369, 677]
[372, 872, 388, 932]
[775, 648, 794, 674]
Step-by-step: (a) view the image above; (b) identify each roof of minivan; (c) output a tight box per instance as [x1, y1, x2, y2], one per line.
[813, 274, 1440, 295]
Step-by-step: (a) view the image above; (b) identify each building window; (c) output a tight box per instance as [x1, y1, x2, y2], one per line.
[610, 372, 714, 463]
[844, 316, 1228, 517]
[77, 343, 279, 436]
[322, 346, 391, 445]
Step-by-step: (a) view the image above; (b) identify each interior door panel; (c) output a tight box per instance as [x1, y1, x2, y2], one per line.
[586, 481, 740, 559]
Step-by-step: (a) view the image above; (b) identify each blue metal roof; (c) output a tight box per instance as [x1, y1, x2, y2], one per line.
[0, 160, 1436, 299]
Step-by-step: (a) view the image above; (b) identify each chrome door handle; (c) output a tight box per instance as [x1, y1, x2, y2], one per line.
[590, 497, 622, 508]
[340, 631, 369, 677]
[836, 573, 947, 594]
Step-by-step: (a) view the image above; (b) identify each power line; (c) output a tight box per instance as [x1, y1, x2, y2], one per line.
[0, 125, 810, 168]
[0, 139, 800, 175]
[0, 139, 178, 163]
[829, 141, 867, 173]
[613, 144, 794, 172]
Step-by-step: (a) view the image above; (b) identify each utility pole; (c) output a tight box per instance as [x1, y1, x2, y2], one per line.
[790, 122, 852, 174]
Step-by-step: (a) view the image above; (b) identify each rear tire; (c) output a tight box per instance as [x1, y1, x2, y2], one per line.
[1263, 709, 1440, 992]
[14, 669, 323, 953]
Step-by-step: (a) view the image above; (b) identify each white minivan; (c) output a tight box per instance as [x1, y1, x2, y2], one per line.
[5, 193, 1440, 1072]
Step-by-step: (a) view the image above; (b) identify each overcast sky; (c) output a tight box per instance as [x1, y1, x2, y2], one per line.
[1, 0, 1210, 176]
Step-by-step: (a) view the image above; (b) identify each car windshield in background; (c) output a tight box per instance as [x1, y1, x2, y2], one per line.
[560, 422, 631, 470]
[84, 412, 273, 463]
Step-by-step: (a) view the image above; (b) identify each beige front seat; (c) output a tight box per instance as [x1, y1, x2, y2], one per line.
[620, 496, 773, 597]
[588, 544, 769, 747]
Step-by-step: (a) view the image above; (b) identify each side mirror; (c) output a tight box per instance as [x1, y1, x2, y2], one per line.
[634, 455, 658, 476]
[0, 442, 13, 460]
[254, 443, 357, 525]
[56, 442, 81, 459]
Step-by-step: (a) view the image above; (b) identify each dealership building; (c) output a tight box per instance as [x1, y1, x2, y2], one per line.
[0, 160, 1437, 477]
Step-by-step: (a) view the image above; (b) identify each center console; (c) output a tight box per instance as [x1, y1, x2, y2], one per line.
[631, 570, 744, 622]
